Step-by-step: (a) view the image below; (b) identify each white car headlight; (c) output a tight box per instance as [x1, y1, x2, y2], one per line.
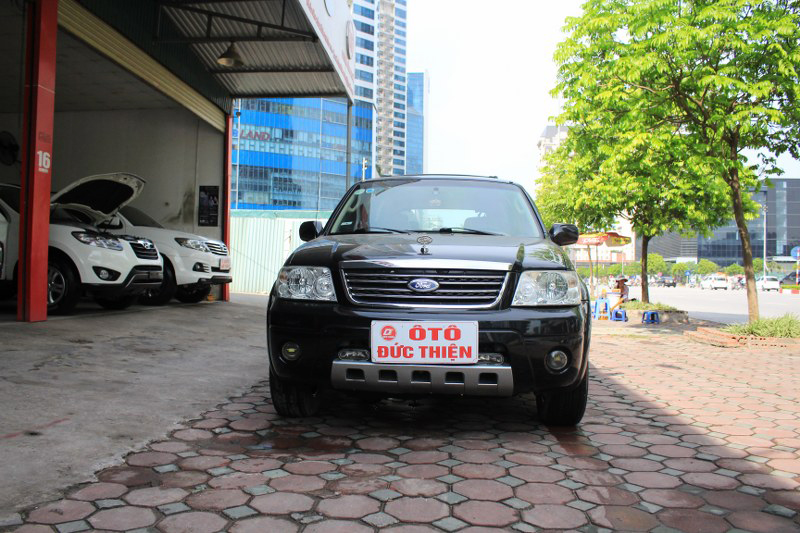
[276, 266, 336, 302]
[72, 231, 124, 251]
[512, 270, 580, 306]
[175, 238, 210, 252]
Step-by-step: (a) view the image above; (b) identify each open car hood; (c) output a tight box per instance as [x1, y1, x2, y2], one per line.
[50, 173, 145, 221]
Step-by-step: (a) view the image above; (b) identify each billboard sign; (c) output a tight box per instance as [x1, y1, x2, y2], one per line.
[300, 0, 355, 100]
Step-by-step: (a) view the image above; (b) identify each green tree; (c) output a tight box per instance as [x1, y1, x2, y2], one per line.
[697, 259, 720, 276]
[671, 262, 697, 283]
[726, 263, 745, 276]
[752, 258, 764, 274]
[554, 0, 800, 320]
[647, 254, 668, 275]
[539, 122, 731, 303]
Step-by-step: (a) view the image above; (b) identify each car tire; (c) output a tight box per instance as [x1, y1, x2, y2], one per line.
[535, 371, 589, 426]
[175, 284, 212, 304]
[139, 262, 176, 306]
[95, 294, 138, 310]
[269, 370, 320, 417]
[47, 257, 81, 315]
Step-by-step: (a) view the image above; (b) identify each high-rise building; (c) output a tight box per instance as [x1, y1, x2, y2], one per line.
[406, 71, 427, 175]
[374, 0, 408, 176]
[230, 0, 382, 210]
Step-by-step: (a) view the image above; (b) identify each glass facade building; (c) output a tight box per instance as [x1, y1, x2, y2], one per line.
[232, 98, 373, 210]
[231, 0, 379, 211]
[406, 72, 425, 175]
[642, 178, 800, 267]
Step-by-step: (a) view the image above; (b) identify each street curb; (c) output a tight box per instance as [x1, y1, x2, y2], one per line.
[684, 327, 800, 349]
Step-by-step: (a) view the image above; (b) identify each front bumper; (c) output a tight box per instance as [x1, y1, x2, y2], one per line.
[267, 298, 591, 396]
[85, 266, 163, 295]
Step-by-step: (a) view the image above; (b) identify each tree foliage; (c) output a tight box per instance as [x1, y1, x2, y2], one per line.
[549, 0, 800, 320]
[726, 263, 745, 275]
[697, 259, 720, 275]
[646, 253, 668, 275]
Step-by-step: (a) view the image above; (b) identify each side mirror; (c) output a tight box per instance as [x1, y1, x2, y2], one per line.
[548, 223, 579, 246]
[299, 221, 323, 242]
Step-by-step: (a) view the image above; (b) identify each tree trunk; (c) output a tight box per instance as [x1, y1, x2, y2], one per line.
[641, 235, 650, 303]
[729, 168, 759, 321]
[587, 245, 594, 296]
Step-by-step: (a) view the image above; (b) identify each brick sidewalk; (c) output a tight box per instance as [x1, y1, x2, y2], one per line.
[7, 335, 800, 532]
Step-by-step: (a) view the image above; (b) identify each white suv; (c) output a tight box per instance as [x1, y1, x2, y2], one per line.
[102, 205, 231, 305]
[756, 276, 780, 292]
[0, 174, 163, 314]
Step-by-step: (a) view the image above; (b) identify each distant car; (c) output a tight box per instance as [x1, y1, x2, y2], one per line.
[756, 276, 780, 292]
[660, 276, 676, 287]
[101, 205, 232, 305]
[780, 273, 798, 287]
[701, 275, 727, 290]
[0, 175, 163, 314]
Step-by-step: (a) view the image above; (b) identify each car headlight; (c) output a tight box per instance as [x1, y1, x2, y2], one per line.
[512, 270, 580, 306]
[72, 231, 124, 251]
[276, 266, 336, 302]
[175, 238, 210, 252]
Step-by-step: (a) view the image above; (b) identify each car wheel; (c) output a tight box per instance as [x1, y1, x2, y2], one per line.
[139, 262, 176, 306]
[535, 371, 588, 426]
[47, 257, 80, 315]
[175, 283, 212, 304]
[95, 294, 138, 310]
[269, 370, 320, 417]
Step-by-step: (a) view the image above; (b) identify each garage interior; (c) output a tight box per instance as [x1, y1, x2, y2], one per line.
[0, 0, 354, 322]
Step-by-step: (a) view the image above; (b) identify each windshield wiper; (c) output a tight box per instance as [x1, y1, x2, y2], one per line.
[438, 227, 501, 236]
[341, 226, 409, 234]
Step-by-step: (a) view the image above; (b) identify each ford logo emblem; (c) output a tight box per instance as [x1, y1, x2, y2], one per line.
[408, 278, 439, 292]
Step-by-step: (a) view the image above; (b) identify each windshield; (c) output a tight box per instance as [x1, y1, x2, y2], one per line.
[329, 179, 542, 237]
[120, 206, 163, 228]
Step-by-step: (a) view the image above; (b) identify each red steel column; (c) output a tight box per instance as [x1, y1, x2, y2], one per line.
[221, 113, 232, 302]
[18, 0, 58, 322]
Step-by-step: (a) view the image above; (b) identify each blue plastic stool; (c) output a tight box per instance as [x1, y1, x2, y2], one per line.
[593, 298, 610, 320]
[642, 311, 660, 324]
[611, 309, 628, 322]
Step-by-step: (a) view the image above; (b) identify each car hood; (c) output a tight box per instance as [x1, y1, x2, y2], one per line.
[123, 225, 223, 248]
[51, 173, 145, 222]
[288, 234, 573, 271]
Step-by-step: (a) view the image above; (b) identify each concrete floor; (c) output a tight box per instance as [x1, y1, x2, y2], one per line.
[0, 299, 267, 519]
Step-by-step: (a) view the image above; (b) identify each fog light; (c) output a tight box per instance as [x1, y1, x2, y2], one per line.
[478, 353, 504, 364]
[338, 348, 369, 361]
[282, 342, 301, 361]
[545, 350, 569, 372]
[92, 266, 120, 281]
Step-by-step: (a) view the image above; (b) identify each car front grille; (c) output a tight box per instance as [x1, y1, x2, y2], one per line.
[129, 241, 159, 260]
[206, 242, 228, 256]
[342, 268, 508, 308]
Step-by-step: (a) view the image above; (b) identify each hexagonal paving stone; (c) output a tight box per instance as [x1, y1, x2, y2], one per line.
[453, 500, 517, 527]
[390, 478, 448, 497]
[88, 506, 157, 531]
[186, 488, 249, 510]
[587, 505, 660, 531]
[70, 482, 127, 501]
[656, 509, 731, 533]
[385, 497, 449, 522]
[523, 504, 587, 529]
[317, 495, 380, 519]
[229, 516, 298, 533]
[28, 500, 94, 524]
[269, 474, 326, 492]
[124, 487, 187, 506]
[452, 479, 514, 501]
[158, 511, 228, 533]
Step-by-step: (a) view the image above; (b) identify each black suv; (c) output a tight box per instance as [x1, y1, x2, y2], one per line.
[267, 176, 591, 425]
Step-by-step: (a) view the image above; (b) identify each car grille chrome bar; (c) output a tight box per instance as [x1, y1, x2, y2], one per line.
[129, 241, 159, 260]
[206, 242, 228, 256]
[341, 268, 508, 309]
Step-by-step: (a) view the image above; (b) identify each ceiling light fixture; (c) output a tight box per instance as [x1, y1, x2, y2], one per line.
[217, 42, 244, 67]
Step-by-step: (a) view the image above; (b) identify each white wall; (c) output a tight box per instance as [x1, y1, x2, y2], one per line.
[52, 108, 224, 240]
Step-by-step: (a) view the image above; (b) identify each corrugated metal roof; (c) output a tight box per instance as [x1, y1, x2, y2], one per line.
[158, 0, 350, 99]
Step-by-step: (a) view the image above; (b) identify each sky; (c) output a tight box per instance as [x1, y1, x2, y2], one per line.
[404, 0, 800, 190]
[405, 0, 586, 193]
